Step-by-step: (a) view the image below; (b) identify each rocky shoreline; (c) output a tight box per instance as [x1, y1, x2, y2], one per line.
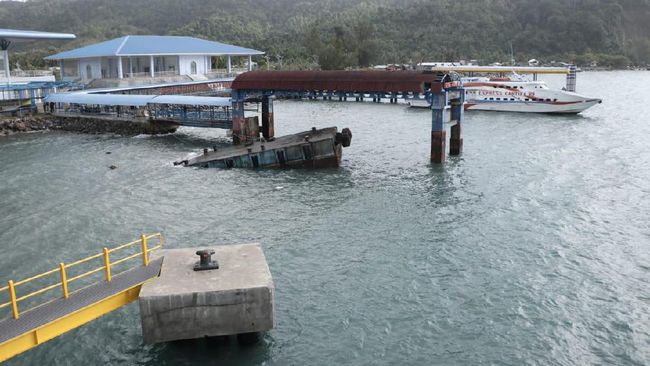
[0, 115, 177, 137]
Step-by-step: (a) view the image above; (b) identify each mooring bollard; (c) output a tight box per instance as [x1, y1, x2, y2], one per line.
[194, 249, 219, 271]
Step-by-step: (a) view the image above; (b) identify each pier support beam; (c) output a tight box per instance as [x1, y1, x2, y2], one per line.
[430, 92, 447, 164]
[261, 96, 274, 140]
[449, 123, 462, 156]
[231, 90, 246, 144]
[449, 97, 463, 156]
[431, 130, 446, 164]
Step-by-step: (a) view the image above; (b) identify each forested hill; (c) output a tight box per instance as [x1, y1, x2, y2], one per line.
[2, 0, 649, 69]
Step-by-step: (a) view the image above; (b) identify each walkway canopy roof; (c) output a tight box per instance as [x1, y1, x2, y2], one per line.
[232, 71, 453, 93]
[0, 29, 75, 44]
[44, 93, 231, 107]
[45, 35, 264, 60]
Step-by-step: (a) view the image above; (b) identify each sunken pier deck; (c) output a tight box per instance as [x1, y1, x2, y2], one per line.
[181, 126, 352, 169]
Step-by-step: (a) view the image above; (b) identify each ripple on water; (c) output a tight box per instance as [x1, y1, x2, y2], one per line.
[0, 71, 649, 365]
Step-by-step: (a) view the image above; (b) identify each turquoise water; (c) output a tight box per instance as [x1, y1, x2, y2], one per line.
[0, 71, 648, 365]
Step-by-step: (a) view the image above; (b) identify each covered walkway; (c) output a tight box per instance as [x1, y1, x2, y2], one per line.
[229, 70, 464, 163]
[44, 93, 233, 129]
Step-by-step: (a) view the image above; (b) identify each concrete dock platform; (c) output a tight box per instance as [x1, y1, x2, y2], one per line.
[138, 244, 274, 344]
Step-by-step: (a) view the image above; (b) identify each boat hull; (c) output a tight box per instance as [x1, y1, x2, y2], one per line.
[465, 98, 602, 114]
[409, 78, 602, 114]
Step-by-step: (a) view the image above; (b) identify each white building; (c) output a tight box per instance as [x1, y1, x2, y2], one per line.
[45, 35, 264, 81]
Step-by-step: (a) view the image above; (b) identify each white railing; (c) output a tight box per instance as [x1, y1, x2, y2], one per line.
[154, 70, 179, 77]
[124, 71, 152, 78]
[0, 70, 55, 78]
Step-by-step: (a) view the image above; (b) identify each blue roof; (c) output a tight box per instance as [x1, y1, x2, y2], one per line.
[45, 35, 264, 60]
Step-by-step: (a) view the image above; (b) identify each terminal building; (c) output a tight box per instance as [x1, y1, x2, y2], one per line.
[45, 35, 264, 82]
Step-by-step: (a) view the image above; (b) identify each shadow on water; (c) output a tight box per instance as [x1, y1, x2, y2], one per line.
[140, 132, 233, 149]
[146, 334, 272, 366]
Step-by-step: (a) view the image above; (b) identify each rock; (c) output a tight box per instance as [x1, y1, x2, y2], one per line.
[109, 165, 118, 170]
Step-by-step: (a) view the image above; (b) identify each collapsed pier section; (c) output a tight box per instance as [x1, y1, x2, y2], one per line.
[180, 126, 352, 169]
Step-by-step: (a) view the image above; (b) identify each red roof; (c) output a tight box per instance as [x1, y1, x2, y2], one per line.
[232, 71, 447, 93]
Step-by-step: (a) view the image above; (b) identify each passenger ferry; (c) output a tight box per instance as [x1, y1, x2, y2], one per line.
[459, 75, 602, 113]
[410, 65, 602, 114]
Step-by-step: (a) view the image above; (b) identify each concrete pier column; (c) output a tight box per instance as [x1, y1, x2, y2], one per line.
[261, 96, 274, 140]
[149, 56, 155, 77]
[227, 55, 232, 74]
[449, 97, 463, 156]
[59, 60, 65, 81]
[449, 123, 462, 156]
[231, 90, 246, 144]
[117, 56, 123, 79]
[247, 55, 253, 71]
[431, 92, 447, 164]
[431, 130, 447, 164]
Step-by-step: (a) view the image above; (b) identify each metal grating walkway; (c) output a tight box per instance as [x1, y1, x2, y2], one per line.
[0, 257, 162, 345]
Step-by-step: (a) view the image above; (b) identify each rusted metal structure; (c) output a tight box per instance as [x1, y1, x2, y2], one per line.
[232, 70, 447, 94]
[230, 70, 464, 163]
[179, 127, 352, 169]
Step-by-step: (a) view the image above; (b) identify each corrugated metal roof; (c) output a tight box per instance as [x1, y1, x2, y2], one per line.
[232, 71, 446, 93]
[44, 93, 154, 106]
[0, 29, 75, 42]
[149, 95, 230, 107]
[45, 35, 263, 60]
[44, 93, 231, 107]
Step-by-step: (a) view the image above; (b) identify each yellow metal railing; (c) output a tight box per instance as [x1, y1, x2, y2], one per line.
[0, 233, 163, 320]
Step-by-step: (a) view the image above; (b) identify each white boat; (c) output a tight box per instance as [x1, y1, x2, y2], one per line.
[409, 64, 602, 114]
[410, 73, 601, 114]
[461, 75, 601, 113]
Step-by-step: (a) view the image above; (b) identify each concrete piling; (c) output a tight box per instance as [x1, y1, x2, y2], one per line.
[449, 94, 464, 156]
[449, 122, 462, 156]
[431, 130, 446, 164]
[231, 91, 246, 145]
[431, 92, 447, 163]
[261, 96, 274, 140]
